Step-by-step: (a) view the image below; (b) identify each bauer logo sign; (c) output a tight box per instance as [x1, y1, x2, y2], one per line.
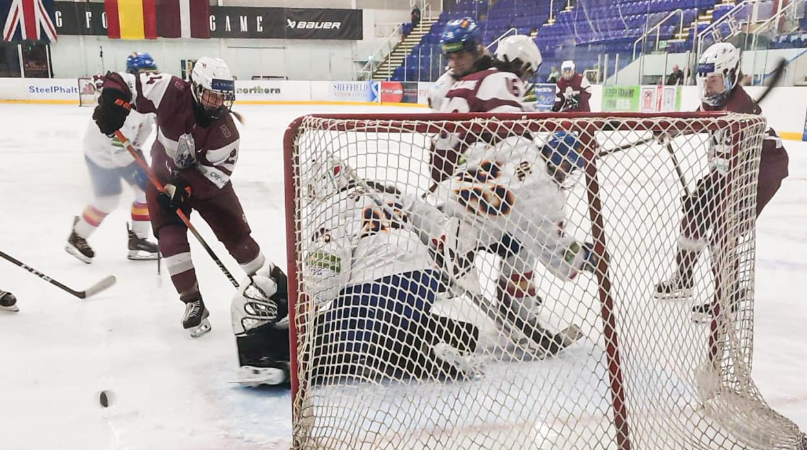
[51, 2, 362, 40]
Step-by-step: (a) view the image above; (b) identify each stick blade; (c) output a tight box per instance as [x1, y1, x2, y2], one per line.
[79, 275, 117, 299]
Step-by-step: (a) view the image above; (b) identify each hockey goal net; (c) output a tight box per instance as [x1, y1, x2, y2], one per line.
[283, 112, 804, 450]
[77, 76, 99, 107]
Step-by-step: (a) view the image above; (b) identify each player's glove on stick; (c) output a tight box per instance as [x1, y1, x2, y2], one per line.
[159, 180, 192, 211]
[93, 72, 132, 136]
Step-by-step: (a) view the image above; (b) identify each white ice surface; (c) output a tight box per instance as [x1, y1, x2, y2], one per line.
[0, 104, 804, 450]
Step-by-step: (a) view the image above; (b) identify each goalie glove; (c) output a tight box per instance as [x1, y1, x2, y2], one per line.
[231, 264, 289, 337]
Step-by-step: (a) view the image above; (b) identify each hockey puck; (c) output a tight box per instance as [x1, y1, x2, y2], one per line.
[99, 390, 112, 408]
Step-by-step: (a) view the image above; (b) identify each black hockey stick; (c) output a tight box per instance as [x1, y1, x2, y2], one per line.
[114, 130, 240, 288]
[755, 57, 787, 106]
[0, 250, 116, 299]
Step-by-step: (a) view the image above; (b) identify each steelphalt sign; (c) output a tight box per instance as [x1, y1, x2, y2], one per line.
[52, 3, 363, 40]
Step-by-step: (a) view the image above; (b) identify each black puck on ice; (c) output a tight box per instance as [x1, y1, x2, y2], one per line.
[99, 390, 110, 408]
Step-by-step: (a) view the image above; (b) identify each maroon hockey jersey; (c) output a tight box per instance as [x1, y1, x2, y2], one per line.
[103, 72, 240, 200]
[699, 85, 789, 186]
[553, 73, 592, 112]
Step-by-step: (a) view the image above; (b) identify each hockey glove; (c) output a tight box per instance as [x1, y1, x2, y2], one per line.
[93, 73, 132, 136]
[158, 180, 191, 210]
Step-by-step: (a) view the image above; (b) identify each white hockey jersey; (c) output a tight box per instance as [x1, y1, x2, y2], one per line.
[304, 186, 434, 305]
[435, 137, 588, 280]
[83, 110, 154, 169]
[429, 69, 455, 112]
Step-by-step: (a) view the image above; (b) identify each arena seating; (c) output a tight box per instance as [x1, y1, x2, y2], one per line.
[389, 0, 779, 82]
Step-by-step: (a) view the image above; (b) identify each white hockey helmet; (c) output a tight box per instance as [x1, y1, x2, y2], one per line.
[190, 56, 235, 120]
[561, 60, 575, 79]
[494, 35, 542, 80]
[697, 42, 741, 107]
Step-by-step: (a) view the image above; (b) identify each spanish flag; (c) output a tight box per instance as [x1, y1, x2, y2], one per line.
[105, 0, 157, 40]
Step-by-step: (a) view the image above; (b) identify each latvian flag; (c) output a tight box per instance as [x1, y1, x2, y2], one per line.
[157, 0, 210, 39]
[1, 0, 58, 43]
[104, 0, 158, 40]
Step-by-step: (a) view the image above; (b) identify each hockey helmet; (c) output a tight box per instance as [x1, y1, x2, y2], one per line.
[495, 35, 542, 80]
[440, 18, 482, 54]
[697, 42, 741, 107]
[125, 52, 157, 75]
[190, 56, 236, 121]
[561, 60, 575, 80]
[542, 132, 585, 183]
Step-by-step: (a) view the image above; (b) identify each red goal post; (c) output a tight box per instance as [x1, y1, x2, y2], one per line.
[283, 112, 804, 450]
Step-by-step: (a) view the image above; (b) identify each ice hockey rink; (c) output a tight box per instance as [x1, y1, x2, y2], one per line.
[0, 103, 805, 450]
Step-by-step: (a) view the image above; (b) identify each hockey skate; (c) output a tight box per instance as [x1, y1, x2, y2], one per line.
[65, 216, 94, 264]
[126, 224, 159, 261]
[691, 287, 745, 324]
[653, 273, 693, 300]
[0, 290, 19, 312]
[182, 295, 211, 338]
[234, 356, 290, 387]
[497, 285, 583, 358]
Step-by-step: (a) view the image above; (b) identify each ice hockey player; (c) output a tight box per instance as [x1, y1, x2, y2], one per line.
[0, 289, 18, 312]
[652, 42, 789, 322]
[230, 264, 291, 387]
[432, 34, 542, 183]
[92, 56, 274, 338]
[66, 52, 159, 264]
[302, 162, 486, 380]
[427, 17, 492, 112]
[431, 132, 594, 352]
[552, 60, 591, 112]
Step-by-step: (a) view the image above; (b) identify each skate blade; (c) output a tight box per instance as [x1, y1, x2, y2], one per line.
[231, 366, 288, 387]
[691, 308, 738, 325]
[653, 289, 693, 300]
[0, 304, 19, 312]
[65, 245, 92, 264]
[127, 250, 159, 261]
[188, 318, 212, 338]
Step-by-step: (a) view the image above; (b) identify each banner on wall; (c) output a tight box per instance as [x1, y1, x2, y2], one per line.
[417, 82, 434, 106]
[602, 85, 681, 112]
[380, 81, 418, 104]
[531, 83, 555, 112]
[329, 81, 377, 103]
[50, 2, 362, 40]
[2, 0, 59, 42]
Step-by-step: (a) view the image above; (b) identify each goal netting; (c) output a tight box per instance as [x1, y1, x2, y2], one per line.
[78, 76, 99, 107]
[283, 112, 805, 450]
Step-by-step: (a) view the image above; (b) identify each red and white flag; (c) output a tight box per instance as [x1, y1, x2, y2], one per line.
[157, 0, 210, 39]
[2, 0, 58, 42]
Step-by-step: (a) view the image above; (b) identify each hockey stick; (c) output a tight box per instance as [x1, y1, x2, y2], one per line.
[754, 57, 787, 106]
[113, 130, 240, 288]
[0, 250, 116, 299]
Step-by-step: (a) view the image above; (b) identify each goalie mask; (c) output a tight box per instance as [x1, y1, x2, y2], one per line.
[542, 132, 585, 185]
[697, 43, 741, 107]
[494, 35, 542, 81]
[190, 56, 235, 124]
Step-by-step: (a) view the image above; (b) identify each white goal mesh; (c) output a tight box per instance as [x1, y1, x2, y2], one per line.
[283, 112, 804, 450]
[77, 76, 99, 107]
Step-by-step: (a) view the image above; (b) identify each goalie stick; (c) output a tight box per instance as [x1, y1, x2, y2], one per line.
[0, 250, 116, 299]
[113, 130, 240, 289]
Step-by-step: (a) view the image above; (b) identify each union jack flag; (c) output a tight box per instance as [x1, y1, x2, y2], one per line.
[1, 0, 58, 42]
